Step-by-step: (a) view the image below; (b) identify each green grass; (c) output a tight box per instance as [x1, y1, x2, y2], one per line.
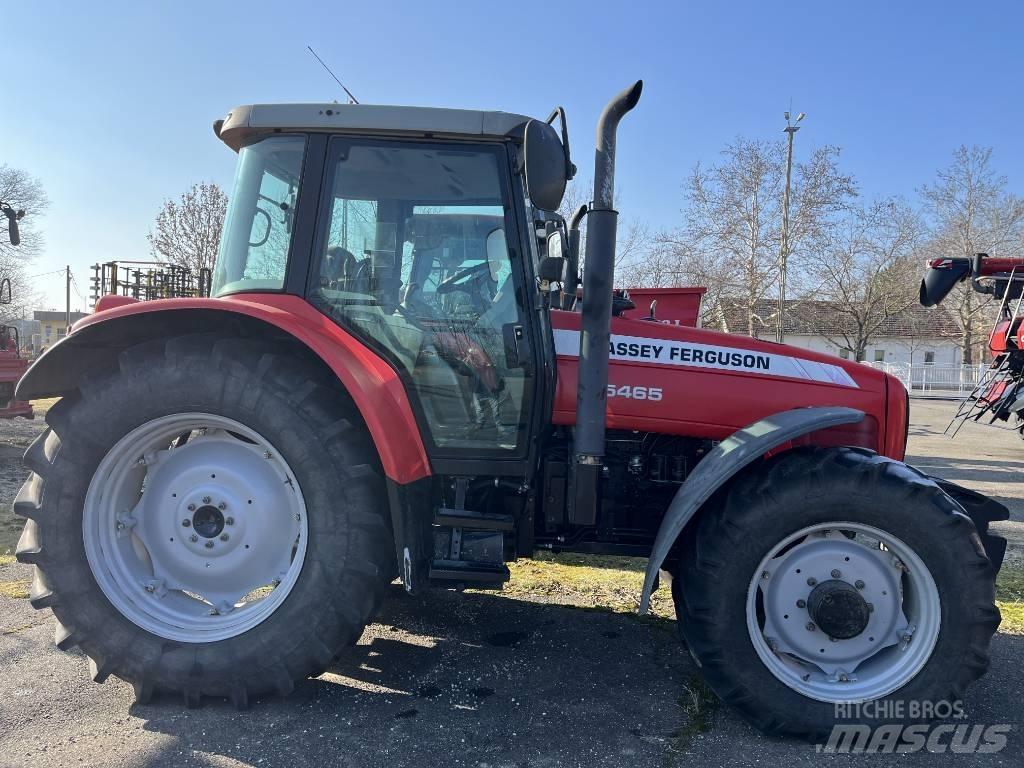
[496, 550, 676, 621]
[996, 566, 1024, 634]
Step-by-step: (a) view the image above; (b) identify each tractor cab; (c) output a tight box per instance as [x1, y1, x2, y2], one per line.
[211, 104, 571, 467]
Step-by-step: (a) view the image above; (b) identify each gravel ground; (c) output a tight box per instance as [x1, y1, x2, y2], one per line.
[0, 399, 1021, 767]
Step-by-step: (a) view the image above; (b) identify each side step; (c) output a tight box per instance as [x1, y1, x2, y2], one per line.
[429, 559, 510, 584]
[429, 484, 512, 587]
[433, 507, 514, 531]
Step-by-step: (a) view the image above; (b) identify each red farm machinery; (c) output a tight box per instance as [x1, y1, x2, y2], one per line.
[921, 252, 1024, 437]
[12, 84, 1006, 738]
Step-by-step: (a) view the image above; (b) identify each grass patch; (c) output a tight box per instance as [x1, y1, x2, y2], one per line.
[996, 566, 1024, 634]
[31, 398, 59, 416]
[666, 676, 720, 756]
[0, 517, 22, 557]
[0, 577, 29, 599]
[500, 550, 675, 620]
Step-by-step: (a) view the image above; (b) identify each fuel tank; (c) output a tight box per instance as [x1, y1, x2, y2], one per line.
[550, 310, 908, 460]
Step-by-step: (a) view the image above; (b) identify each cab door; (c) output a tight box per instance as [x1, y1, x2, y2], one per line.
[307, 137, 540, 470]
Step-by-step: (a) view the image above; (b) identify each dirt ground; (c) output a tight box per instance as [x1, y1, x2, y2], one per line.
[0, 399, 1022, 767]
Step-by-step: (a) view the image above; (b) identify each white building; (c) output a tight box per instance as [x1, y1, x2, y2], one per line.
[716, 299, 963, 366]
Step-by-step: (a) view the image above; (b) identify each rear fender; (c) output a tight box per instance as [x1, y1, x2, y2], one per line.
[16, 296, 432, 484]
[930, 477, 1009, 571]
[639, 406, 866, 613]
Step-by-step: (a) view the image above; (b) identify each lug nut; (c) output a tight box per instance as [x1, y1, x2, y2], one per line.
[205, 540, 214, 549]
[144, 584, 155, 593]
[115, 521, 126, 531]
[839, 673, 849, 682]
[218, 502, 227, 510]
[202, 496, 211, 504]
[831, 569, 841, 578]
[761, 570, 770, 580]
[225, 517, 234, 526]
[807, 577, 817, 587]
[189, 534, 199, 543]
[220, 533, 229, 542]
[182, 519, 191, 527]
[855, 580, 865, 590]
[263, 451, 272, 459]
[187, 503, 196, 511]
[806, 622, 816, 632]
[796, 599, 806, 609]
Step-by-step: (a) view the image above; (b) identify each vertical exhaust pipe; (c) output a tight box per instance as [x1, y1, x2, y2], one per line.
[572, 80, 643, 523]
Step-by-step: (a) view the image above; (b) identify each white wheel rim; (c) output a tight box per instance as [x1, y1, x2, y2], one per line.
[83, 413, 308, 643]
[746, 521, 941, 703]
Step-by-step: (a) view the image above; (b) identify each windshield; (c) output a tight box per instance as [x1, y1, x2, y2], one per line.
[212, 136, 306, 296]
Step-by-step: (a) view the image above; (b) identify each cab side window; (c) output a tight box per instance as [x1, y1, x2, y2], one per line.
[310, 141, 532, 454]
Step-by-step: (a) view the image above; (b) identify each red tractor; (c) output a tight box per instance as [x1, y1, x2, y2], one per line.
[0, 208, 33, 419]
[14, 84, 1005, 738]
[0, 321, 33, 419]
[921, 252, 1024, 436]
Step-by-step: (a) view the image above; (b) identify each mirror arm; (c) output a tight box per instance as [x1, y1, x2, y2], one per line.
[546, 106, 576, 181]
[563, 204, 587, 309]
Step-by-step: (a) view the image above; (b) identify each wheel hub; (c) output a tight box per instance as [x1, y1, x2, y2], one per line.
[192, 505, 225, 539]
[807, 579, 870, 639]
[83, 414, 308, 643]
[747, 522, 941, 703]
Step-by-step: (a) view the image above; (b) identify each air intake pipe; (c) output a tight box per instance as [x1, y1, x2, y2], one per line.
[571, 80, 643, 524]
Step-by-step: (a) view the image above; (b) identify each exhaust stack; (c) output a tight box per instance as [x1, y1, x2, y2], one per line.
[572, 80, 643, 523]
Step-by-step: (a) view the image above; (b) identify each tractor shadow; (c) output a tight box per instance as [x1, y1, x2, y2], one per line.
[132, 585, 695, 766]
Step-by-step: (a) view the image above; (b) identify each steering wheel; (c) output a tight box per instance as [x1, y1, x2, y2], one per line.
[436, 262, 492, 294]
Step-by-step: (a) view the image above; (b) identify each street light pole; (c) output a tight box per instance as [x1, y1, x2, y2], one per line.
[777, 111, 804, 343]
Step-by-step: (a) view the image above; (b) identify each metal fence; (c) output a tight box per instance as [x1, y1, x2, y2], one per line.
[868, 362, 990, 397]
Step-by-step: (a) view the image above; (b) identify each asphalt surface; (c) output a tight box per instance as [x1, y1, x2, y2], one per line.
[0, 399, 1022, 768]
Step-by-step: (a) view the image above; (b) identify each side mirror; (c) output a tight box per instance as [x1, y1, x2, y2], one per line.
[541, 229, 567, 282]
[546, 230, 564, 261]
[539, 232, 567, 289]
[540, 231, 567, 286]
[2, 205, 21, 246]
[523, 120, 568, 212]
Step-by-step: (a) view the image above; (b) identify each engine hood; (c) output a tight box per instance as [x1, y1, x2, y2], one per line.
[550, 310, 903, 457]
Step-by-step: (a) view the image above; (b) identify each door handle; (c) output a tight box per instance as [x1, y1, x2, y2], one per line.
[502, 324, 525, 368]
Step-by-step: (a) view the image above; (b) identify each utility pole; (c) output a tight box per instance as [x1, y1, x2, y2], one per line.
[65, 265, 71, 335]
[777, 110, 805, 343]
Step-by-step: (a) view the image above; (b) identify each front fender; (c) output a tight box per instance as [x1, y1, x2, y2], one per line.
[639, 406, 866, 613]
[17, 294, 432, 484]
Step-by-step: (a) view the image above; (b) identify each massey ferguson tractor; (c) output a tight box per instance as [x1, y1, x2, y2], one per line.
[13, 83, 1007, 739]
[921, 252, 1024, 438]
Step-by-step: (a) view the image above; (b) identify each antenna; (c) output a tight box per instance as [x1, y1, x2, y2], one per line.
[307, 46, 359, 104]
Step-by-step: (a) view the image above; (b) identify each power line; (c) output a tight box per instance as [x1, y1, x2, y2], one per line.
[24, 268, 65, 280]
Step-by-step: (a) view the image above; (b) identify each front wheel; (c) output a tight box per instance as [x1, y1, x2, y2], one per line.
[675, 447, 1001, 740]
[15, 335, 394, 707]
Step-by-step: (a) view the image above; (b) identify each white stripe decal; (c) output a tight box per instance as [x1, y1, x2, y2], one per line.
[553, 329, 859, 388]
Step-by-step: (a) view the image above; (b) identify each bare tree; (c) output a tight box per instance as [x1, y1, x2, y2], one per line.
[148, 182, 228, 274]
[656, 138, 855, 337]
[805, 199, 924, 361]
[0, 165, 49, 321]
[557, 176, 652, 281]
[919, 146, 1024, 363]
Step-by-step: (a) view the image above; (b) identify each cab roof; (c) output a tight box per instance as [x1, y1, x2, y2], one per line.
[216, 103, 533, 151]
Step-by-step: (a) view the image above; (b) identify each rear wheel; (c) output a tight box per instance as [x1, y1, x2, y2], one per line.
[675, 447, 1001, 739]
[14, 334, 394, 706]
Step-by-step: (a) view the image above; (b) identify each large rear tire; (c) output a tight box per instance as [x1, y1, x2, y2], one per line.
[675, 447, 1001, 740]
[14, 334, 394, 707]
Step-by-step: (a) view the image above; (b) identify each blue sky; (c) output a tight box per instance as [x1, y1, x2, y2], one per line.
[4, 1, 1022, 309]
